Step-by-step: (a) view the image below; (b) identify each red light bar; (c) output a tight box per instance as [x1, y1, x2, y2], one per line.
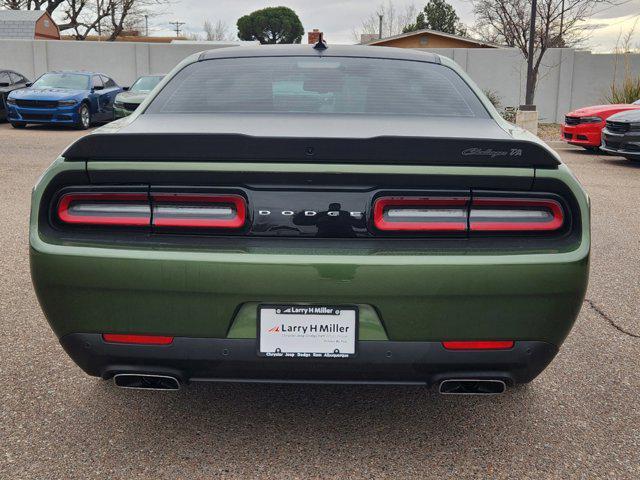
[57, 192, 150, 226]
[102, 334, 174, 345]
[373, 196, 469, 232]
[442, 341, 514, 350]
[470, 198, 564, 232]
[151, 194, 246, 229]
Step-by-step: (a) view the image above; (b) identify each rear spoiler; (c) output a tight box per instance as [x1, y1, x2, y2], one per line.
[62, 133, 560, 168]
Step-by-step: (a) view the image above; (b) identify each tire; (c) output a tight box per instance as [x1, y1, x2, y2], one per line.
[624, 156, 640, 162]
[75, 103, 91, 130]
[10, 122, 26, 129]
[582, 146, 599, 152]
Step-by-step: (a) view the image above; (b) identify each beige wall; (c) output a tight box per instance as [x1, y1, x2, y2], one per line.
[374, 33, 492, 49]
[34, 13, 59, 40]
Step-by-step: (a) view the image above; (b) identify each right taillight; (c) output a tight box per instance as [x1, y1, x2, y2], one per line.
[373, 196, 469, 232]
[469, 197, 564, 232]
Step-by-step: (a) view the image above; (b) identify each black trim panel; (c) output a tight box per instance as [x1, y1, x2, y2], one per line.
[60, 333, 558, 385]
[62, 133, 560, 168]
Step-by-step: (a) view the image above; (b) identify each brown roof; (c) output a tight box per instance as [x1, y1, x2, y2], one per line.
[363, 28, 502, 48]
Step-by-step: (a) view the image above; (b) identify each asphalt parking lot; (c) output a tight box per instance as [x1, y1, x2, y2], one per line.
[1, 124, 639, 479]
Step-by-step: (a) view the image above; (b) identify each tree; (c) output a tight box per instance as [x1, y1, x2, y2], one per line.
[237, 6, 304, 44]
[472, 0, 612, 103]
[1, 0, 167, 40]
[403, 0, 467, 36]
[204, 19, 233, 41]
[354, 1, 418, 42]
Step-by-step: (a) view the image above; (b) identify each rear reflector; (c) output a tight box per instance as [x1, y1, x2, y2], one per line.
[151, 194, 246, 229]
[373, 196, 469, 231]
[57, 193, 150, 226]
[442, 341, 514, 350]
[102, 334, 174, 345]
[469, 198, 564, 232]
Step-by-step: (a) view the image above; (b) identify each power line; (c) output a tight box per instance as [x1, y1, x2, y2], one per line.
[169, 21, 185, 37]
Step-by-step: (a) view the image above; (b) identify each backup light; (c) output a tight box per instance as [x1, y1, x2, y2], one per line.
[373, 196, 469, 232]
[151, 193, 246, 228]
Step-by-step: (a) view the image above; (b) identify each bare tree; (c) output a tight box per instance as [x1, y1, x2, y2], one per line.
[354, 1, 418, 42]
[472, 0, 615, 103]
[2, 0, 168, 40]
[203, 19, 232, 41]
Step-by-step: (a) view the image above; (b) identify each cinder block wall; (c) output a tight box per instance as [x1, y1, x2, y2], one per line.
[0, 39, 638, 123]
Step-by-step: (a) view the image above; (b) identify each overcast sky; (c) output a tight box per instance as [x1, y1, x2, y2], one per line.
[151, 0, 640, 53]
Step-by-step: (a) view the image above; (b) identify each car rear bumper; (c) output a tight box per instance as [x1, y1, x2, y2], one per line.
[60, 333, 558, 385]
[561, 124, 603, 147]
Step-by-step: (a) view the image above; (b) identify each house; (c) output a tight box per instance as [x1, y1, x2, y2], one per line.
[361, 28, 500, 49]
[0, 10, 60, 40]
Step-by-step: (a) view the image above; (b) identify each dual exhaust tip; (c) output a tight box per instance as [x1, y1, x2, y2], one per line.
[112, 374, 506, 395]
[113, 373, 180, 391]
[438, 379, 506, 395]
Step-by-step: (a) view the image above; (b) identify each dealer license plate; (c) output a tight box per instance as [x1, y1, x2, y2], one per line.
[258, 305, 358, 358]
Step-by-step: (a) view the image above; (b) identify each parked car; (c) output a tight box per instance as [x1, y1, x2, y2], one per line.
[600, 109, 640, 161]
[0, 69, 30, 121]
[30, 45, 590, 394]
[561, 101, 640, 150]
[113, 74, 164, 119]
[6, 71, 122, 129]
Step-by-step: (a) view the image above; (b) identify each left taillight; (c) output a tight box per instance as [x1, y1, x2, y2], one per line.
[373, 196, 469, 232]
[57, 192, 151, 226]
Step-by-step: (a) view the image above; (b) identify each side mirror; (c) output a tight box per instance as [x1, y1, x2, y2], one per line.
[25, 82, 32, 87]
[122, 86, 130, 91]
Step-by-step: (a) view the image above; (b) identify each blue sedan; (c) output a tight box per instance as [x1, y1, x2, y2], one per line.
[6, 71, 122, 129]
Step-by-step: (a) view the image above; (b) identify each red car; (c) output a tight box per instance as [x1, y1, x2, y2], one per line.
[561, 102, 640, 150]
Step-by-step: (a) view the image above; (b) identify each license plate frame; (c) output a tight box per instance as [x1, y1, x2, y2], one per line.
[257, 304, 358, 359]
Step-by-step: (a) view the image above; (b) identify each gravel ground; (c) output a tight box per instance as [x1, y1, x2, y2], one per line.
[1, 126, 638, 479]
[537, 123, 561, 142]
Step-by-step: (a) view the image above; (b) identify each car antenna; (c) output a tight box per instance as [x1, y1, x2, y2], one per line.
[313, 32, 328, 51]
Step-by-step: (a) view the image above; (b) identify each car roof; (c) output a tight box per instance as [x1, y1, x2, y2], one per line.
[47, 71, 107, 76]
[199, 44, 440, 64]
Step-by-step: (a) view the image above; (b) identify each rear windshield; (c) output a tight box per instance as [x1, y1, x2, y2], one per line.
[131, 75, 163, 92]
[146, 56, 488, 118]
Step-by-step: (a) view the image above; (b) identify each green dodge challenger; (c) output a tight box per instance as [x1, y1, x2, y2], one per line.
[30, 44, 590, 394]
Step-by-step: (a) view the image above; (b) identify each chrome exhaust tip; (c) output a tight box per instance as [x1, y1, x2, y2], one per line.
[438, 379, 506, 395]
[113, 374, 180, 391]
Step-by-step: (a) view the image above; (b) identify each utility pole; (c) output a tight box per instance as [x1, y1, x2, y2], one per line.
[378, 14, 383, 39]
[169, 21, 185, 38]
[524, 0, 537, 106]
[144, 14, 149, 37]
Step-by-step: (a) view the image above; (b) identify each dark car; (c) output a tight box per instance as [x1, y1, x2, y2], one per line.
[601, 109, 640, 161]
[113, 75, 164, 119]
[6, 71, 122, 129]
[30, 45, 590, 395]
[0, 70, 30, 121]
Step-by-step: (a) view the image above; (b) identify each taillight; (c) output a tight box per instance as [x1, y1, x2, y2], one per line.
[151, 194, 246, 229]
[102, 334, 174, 345]
[57, 192, 150, 226]
[469, 197, 564, 232]
[442, 341, 514, 350]
[373, 196, 469, 232]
